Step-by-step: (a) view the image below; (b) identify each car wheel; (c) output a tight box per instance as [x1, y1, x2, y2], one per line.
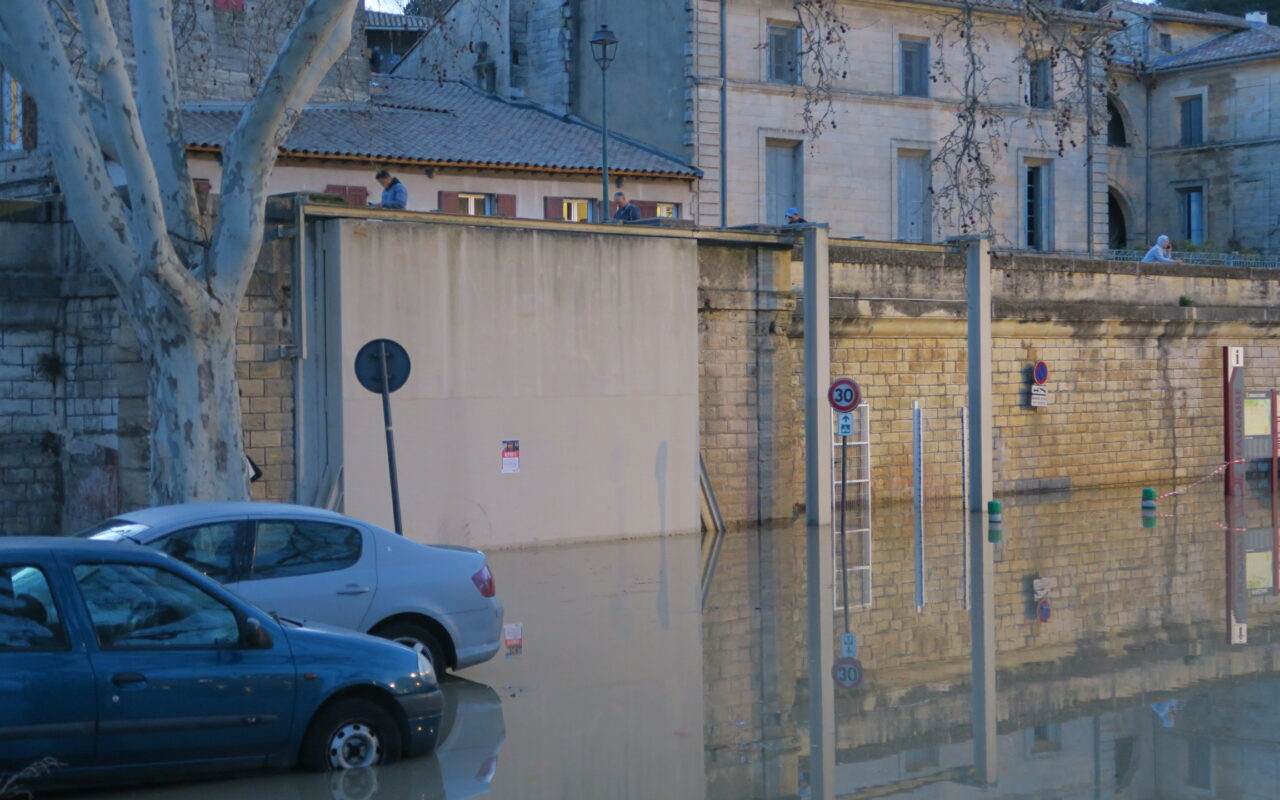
[375, 622, 447, 673]
[300, 699, 403, 771]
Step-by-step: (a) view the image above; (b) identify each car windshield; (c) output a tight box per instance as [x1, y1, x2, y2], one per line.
[74, 519, 151, 541]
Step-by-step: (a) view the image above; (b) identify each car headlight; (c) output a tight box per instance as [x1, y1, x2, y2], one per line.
[416, 649, 435, 680]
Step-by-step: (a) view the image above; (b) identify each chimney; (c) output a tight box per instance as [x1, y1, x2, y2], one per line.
[1246, 10, 1268, 24]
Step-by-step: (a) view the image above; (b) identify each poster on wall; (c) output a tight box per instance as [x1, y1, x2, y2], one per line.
[501, 440, 520, 474]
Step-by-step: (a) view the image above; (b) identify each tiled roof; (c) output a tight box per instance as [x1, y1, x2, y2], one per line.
[182, 79, 699, 178]
[1154, 22, 1280, 67]
[363, 11, 433, 30]
[1110, 1, 1251, 28]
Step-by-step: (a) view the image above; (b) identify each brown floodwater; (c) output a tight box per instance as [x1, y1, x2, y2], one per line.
[38, 474, 1280, 799]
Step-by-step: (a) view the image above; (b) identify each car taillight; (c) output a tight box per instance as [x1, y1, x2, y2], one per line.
[472, 565, 496, 597]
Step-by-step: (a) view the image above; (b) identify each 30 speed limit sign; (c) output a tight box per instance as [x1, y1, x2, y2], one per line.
[832, 657, 863, 689]
[828, 378, 861, 413]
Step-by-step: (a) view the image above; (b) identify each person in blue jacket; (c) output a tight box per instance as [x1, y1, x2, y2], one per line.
[374, 170, 408, 209]
[1141, 234, 1183, 264]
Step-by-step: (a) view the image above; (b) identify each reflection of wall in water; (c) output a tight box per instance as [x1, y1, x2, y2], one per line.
[702, 497, 1280, 796]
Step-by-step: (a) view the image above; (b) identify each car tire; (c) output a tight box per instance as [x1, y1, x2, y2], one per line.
[300, 698, 403, 771]
[375, 621, 448, 673]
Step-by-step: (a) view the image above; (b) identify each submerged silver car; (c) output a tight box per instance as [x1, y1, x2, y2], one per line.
[79, 503, 503, 672]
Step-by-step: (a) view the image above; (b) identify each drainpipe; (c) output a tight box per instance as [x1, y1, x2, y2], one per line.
[1144, 15, 1153, 241]
[719, 0, 727, 228]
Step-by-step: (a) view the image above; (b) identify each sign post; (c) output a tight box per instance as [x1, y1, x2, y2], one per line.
[354, 339, 412, 535]
[829, 378, 861, 633]
[1224, 346, 1247, 643]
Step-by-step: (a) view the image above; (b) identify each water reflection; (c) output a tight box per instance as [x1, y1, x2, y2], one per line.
[704, 481, 1280, 799]
[67, 678, 505, 800]
[38, 482, 1280, 799]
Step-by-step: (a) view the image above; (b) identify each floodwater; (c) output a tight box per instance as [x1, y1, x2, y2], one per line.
[43, 474, 1280, 799]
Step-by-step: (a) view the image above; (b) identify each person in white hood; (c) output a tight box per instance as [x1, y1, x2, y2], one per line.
[1142, 234, 1183, 263]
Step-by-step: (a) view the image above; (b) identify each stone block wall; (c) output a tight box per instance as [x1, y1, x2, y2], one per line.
[699, 239, 1280, 528]
[0, 203, 297, 535]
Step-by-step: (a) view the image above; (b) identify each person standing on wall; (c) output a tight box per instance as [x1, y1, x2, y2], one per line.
[374, 170, 408, 209]
[612, 191, 640, 221]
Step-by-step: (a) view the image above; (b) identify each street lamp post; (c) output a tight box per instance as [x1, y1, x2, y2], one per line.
[590, 25, 618, 222]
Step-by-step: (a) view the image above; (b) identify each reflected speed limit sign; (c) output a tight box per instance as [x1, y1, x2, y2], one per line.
[828, 378, 861, 413]
[832, 657, 863, 689]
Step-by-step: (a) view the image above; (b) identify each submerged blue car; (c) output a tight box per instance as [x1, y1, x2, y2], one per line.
[0, 537, 443, 789]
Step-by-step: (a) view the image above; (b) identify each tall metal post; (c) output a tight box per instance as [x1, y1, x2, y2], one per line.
[803, 224, 836, 800]
[1272, 389, 1278, 595]
[378, 341, 404, 535]
[600, 69, 610, 220]
[965, 237, 997, 783]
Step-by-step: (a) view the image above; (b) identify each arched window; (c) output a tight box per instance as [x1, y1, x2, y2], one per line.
[1107, 98, 1128, 147]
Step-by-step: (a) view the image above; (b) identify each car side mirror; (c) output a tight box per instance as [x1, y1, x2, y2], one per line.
[241, 616, 273, 650]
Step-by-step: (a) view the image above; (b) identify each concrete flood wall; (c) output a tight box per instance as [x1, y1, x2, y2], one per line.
[698, 238, 1280, 527]
[315, 216, 701, 548]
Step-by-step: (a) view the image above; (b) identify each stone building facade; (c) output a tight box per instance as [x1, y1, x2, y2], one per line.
[1108, 2, 1280, 255]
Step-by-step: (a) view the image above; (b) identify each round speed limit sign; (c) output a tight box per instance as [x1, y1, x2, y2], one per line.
[828, 378, 861, 413]
[832, 657, 863, 689]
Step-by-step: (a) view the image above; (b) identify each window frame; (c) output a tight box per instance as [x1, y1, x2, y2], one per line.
[1178, 185, 1206, 245]
[458, 192, 494, 216]
[0, 564, 70, 653]
[246, 519, 364, 582]
[654, 202, 679, 219]
[72, 561, 245, 652]
[1021, 158, 1054, 251]
[1178, 93, 1205, 147]
[766, 23, 801, 85]
[561, 197, 594, 222]
[899, 38, 930, 98]
[1027, 58, 1053, 109]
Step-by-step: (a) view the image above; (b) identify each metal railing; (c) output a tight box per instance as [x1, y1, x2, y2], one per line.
[997, 247, 1280, 269]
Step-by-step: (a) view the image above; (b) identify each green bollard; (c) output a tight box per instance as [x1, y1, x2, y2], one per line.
[987, 499, 1003, 543]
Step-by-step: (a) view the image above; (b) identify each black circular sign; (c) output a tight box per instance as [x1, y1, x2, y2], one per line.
[354, 338, 411, 394]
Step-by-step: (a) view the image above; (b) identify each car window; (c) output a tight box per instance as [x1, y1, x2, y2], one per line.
[73, 563, 240, 649]
[250, 520, 361, 580]
[154, 523, 240, 582]
[0, 565, 67, 651]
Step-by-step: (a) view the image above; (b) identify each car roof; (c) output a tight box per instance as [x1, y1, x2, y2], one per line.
[0, 536, 164, 561]
[109, 502, 356, 527]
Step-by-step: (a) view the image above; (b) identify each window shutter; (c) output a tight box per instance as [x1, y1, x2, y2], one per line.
[438, 191, 460, 212]
[634, 201, 659, 218]
[544, 196, 564, 220]
[350, 187, 368, 207]
[20, 92, 36, 150]
[214, 0, 244, 9]
[496, 194, 517, 217]
[193, 178, 212, 194]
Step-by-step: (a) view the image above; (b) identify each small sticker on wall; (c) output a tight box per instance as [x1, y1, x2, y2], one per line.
[501, 440, 520, 473]
[503, 622, 523, 657]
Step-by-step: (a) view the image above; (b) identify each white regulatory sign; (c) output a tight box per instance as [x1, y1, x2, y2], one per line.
[837, 412, 854, 437]
[1030, 384, 1050, 408]
[841, 632, 858, 658]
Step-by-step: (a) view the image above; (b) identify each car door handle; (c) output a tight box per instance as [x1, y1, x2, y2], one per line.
[112, 672, 147, 686]
[337, 585, 371, 595]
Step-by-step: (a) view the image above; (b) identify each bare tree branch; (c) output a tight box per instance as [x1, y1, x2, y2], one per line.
[206, 0, 360, 303]
[0, 4, 136, 289]
[132, 0, 203, 254]
[74, 0, 202, 310]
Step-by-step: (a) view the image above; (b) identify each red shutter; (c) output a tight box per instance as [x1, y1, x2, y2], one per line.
[214, 0, 243, 9]
[496, 194, 516, 217]
[543, 196, 564, 220]
[21, 93, 36, 150]
[438, 191, 460, 213]
[193, 178, 212, 194]
[324, 184, 368, 206]
[633, 201, 659, 219]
